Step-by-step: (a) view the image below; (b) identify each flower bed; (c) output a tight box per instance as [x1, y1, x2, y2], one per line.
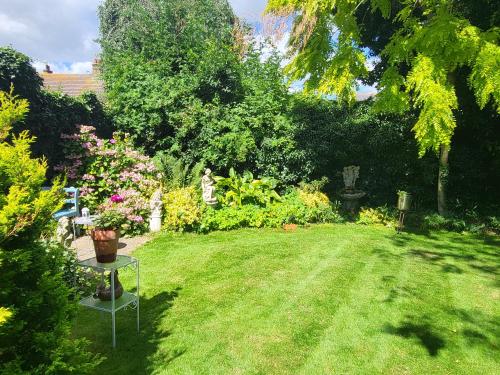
[162, 171, 342, 233]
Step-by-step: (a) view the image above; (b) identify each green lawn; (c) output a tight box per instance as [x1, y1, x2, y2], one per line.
[73, 224, 499, 374]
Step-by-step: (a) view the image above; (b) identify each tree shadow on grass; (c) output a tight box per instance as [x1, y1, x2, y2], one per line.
[386, 231, 499, 277]
[383, 316, 445, 356]
[447, 308, 500, 352]
[370, 246, 403, 261]
[74, 287, 181, 374]
[406, 247, 498, 277]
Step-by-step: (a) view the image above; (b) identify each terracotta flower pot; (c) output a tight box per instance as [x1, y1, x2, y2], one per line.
[91, 229, 120, 263]
[283, 224, 298, 231]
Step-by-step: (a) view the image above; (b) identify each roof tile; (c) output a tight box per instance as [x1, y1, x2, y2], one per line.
[41, 72, 104, 97]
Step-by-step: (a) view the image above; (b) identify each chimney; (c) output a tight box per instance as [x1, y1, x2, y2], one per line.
[43, 64, 52, 74]
[92, 58, 101, 74]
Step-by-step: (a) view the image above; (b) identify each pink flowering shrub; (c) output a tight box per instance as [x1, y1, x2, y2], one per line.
[99, 190, 149, 236]
[56, 125, 161, 236]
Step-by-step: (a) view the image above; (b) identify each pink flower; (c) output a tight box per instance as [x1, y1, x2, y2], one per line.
[111, 194, 124, 203]
[128, 215, 144, 223]
[110, 139, 116, 144]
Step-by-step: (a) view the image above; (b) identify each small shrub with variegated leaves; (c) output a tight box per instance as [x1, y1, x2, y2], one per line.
[297, 189, 342, 224]
[163, 187, 202, 232]
[357, 206, 397, 227]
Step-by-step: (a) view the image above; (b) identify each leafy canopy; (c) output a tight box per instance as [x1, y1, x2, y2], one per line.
[266, 0, 500, 155]
[98, 0, 239, 151]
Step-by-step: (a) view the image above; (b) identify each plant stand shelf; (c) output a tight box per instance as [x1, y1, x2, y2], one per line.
[77, 255, 139, 348]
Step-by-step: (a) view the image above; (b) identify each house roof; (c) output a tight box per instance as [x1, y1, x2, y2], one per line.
[356, 91, 377, 101]
[41, 67, 104, 97]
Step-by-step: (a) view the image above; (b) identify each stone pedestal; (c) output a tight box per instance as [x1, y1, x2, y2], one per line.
[149, 189, 163, 232]
[340, 191, 366, 214]
[149, 215, 162, 232]
[340, 166, 365, 214]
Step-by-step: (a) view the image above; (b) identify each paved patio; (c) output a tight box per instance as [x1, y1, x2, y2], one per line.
[71, 234, 154, 260]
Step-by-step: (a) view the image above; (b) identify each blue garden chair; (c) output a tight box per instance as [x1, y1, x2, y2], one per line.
[53, 187, 80, 238]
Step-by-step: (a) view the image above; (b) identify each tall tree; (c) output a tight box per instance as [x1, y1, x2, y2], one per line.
[266, 0, 500, 214]
[98, 0, 241, 153]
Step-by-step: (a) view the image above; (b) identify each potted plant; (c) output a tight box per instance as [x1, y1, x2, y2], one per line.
[397, 191, 412, 212]
[283, 223, 298, 231]
[91, 210, 125, 263]
[283, 214, 298, 231]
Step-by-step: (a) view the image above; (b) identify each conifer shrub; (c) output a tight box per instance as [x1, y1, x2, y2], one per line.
[0, 89, 99, 374]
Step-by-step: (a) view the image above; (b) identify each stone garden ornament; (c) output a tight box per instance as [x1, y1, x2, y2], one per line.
[55, 216, 72, 247]
[201, 168, 218, 206]
[342, 165, 360, 191]
[340, 165, 366, 213]
[149, 189, 163, 232]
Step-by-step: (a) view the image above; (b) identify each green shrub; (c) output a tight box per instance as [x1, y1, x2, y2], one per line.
[0, 89, 98, 373]
[420, 212, 497, 234]
[422, 214, 463, 232]
[200, 205, 265, 232]
[0, 47, 113, 175]
[58, 242, 98, 298]
[486, 216, 500, 234]
[215, 168, 281, 207]
[163, 187, 202, 232]
[154, 153, 204, 191]
[297, 189, 339, 221]
[357, 206, 397, 227]
[199, 189, 342, 232]
[298, 177, 329, 193]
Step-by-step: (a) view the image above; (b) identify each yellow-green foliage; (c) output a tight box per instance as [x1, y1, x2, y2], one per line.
[269, 0, 368, 106]
[0, 90, 63, 242]
[298, 189, 330, 209]
[266, 0, 500, 154]
[0, 87, 28, 140]
[1, 89, 96, 373]
[407, 55, 458, 156]
[0, 307, 12, 326]
[163, 187, 201, 231]
[357, 206, 396, 227]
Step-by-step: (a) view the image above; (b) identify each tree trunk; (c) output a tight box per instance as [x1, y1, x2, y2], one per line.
[437, 144, 449, 216]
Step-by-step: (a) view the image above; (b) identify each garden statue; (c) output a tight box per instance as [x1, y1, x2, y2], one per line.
[342, 165, 360, 191]
[201, 168, 218, 206]
[149, 189, 163, 232]
[55, 216, 72, 247]
[340, 165, 366, 214]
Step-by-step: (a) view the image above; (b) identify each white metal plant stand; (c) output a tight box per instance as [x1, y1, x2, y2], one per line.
[77, 255, 139, 348]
